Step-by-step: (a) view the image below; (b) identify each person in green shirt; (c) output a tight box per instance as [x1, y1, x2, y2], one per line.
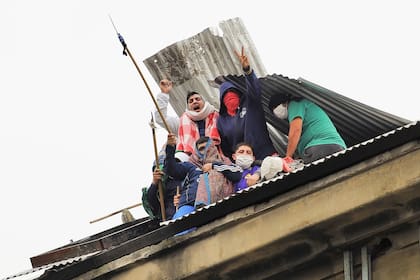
[269, 94, 346, 164]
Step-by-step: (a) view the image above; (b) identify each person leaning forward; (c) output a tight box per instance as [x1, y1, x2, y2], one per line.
[269, 93, 346, 164]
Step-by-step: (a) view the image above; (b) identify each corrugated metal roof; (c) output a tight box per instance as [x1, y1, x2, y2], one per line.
[1, 253, 97, 280]
[143, 17, 267, 115]
[29, 217, 159, 268]
[161, 121, 419, 226]
[143, 17, 410, 155]
[221, 73, 410, 155]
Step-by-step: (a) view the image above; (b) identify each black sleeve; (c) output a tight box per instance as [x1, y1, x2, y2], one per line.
[165, 144, 189, 180]
[212, 162, 243, 182]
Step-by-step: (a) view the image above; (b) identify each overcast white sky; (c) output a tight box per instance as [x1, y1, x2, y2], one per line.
[1, 0, 419, 277]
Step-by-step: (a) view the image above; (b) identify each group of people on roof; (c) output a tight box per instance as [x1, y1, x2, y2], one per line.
[142, 46, 347, 226]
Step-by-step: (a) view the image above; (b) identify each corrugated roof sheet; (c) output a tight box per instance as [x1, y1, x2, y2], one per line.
[221, 73, 410, 155]
[143, 17, 267, 115]
[161, 121, 419, 226]
[143, 17, 410, 155]
[1, 253, 97, 280]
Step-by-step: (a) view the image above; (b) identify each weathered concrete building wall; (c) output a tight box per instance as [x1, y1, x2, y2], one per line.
[75, 141, 420, 280]
[143, 17, 267, 116]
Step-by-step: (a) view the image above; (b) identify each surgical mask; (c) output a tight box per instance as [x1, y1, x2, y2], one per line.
[273, 104, 288, 120]
[235, 155, 254, 169]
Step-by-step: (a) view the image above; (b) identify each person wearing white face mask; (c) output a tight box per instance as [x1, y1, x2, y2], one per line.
[231, 142, 262, 192]
[269, 93, 347, 164]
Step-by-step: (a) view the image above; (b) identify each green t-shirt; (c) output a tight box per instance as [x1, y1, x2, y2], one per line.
[288, 99, 346, 156]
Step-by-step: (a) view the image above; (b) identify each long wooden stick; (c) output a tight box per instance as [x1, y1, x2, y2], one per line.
[89, 202, 142, 224]
[109, 15, 172, 134]
[176, 186, 180, 212]
[125, 48, 172, 134]
[150, 113, 167, 221]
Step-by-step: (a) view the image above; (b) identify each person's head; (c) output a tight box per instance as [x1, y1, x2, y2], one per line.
[195, 136, 211, 153]
[269, 93, 291, 120]
[186, 91, 205, 112]
[219, 81, 242, 116]
[190, 136, 224, 165]
[232, 142, 255, 169]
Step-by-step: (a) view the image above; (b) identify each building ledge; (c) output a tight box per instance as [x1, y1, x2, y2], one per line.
[75, 141, 420, 280]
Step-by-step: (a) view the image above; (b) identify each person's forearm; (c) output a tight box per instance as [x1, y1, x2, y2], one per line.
[286, 118, 302, 158]
[155, 92, 179, 134]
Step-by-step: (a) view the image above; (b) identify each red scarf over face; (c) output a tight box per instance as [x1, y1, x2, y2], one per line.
[223, 91, 240, 116]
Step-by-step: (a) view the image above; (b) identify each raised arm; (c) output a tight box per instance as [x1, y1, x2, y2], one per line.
[155, 79, 179, 134]
[234, 47, 261, 98]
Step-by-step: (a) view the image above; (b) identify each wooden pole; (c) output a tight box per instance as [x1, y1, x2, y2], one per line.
[125, 48, 172, 134]
[150, 113, 167, 221]
[176, 186, 180, 212]
[109, 15, 172, 134]
[89, 202, 142, 224]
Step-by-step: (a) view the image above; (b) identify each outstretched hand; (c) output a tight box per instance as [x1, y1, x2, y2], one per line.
[159, 79, 173, 94]
[234, 46, 250, 69]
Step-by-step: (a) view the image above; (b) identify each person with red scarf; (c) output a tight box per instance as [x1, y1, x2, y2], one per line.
[217, 47, 277, 161]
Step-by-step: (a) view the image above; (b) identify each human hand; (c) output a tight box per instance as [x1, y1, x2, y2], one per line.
[202, 163, 212, 172]
[245, 173, 260, 187]
[282, 156, 293, 172]
[159, 79, 173, 94]
[167, 133, 177, 146]
[173, 193, 181, 208]
[152, 168, 164, 185]
[283, 156, 293, 164]
[234, 46, 250, 70]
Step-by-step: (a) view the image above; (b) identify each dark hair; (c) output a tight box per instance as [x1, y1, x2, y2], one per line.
[234, 142, 254, 153]
[268, 93, 291, 110]
[195, 136, 210, 147]
[269, 93, 303, 110]
[186, 91, 201, 103]
[214, 75, 226, 85]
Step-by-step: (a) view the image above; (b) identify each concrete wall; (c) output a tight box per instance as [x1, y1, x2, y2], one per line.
[75, 141, 420, 280]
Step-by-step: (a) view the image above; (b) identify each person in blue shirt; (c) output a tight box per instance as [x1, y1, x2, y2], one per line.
[141, 146, 190, 221]
[269, 93, 346, 164]
[166, 134, 241, 219]
[216, 46, 277, 162]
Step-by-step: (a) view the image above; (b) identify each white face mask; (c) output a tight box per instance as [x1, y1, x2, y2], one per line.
[273, 104, 288, 120]
[235, 155, 254, 169]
